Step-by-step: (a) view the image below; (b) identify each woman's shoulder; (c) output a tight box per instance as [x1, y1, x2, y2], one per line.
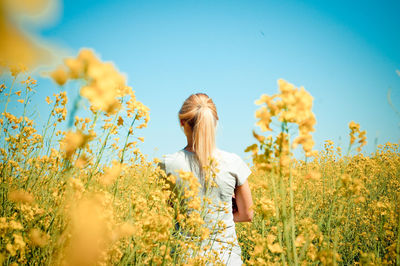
[214, 148, 243, 162]
[162, 149, 195, 169]
[162, 150, 185, 164]
[215, 148, 251, 186]
[161, 149, 200, 176]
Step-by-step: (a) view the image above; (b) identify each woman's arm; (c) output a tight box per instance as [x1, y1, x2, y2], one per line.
[233, 180, 253, 222]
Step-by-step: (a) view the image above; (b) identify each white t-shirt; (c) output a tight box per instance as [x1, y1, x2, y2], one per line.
[161, 148, 251, 265]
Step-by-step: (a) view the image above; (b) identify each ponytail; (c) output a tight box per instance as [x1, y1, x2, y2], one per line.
[179, 93, 218, 168]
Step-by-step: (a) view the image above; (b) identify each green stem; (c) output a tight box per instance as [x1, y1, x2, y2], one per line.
[271, 173, 287, 265]
[86, 112, 119, 186]
[67, 93, 81, 128]
[0, 76, 17, 134]
[278, 121, 292, 264]
[288, 152, 298, 265]
[120, 114, 137, 163]
[41, 104, 57, 150]
[396, 208, 400, 265]
[90, 111, 99, 130]
[2, 76, 16, 114]
[161, 237, 171, 266]
[13, 83, 30, 166]
[333, 205, 343, 265]
[1, 162, 5, 216]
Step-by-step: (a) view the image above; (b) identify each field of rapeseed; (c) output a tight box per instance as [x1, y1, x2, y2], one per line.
[1, 1, 399, 265]
[0, 54, 399, 265]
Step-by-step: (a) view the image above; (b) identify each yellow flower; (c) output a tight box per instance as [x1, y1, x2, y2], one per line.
[49, 65, 68, 86]
[8, 189, 34, 204]
[255, 94, 272, 105]
[75, 154, 89, 168]
[252, 130, 265, 143]
[258, 198, 275, 218]
[63, 194, 114, 266]
[29, 229, 49, 247]
[114, 222, 135, 239]
[10, 64, 27, 77]
[255, 106, 272, 131]
[117, 116, 124, 126]
[278, 78, 295, 94]
[305, 170, 321, 181]
[348, 121, 367, 152]
[295, 235, 306, 247]
[100, 161, 122, 186]
[6, 233, 26, 256]
[61, 131, 91, 159]
[80, 84, 121, 114]
[64, 57, 85, 79]
[266, 234, 283, 253]
[78, 48, 99, 65]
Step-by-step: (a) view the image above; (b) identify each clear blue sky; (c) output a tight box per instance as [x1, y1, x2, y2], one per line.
[9, 0, 400, 160]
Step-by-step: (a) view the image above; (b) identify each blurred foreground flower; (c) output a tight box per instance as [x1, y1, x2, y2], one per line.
[61, 131, 92, 159]
[61, 193, 115, 265]
[8, 190, 34, 204]
[0, 0, 60, 68]
[29, 229, 49, 247]
[49, 49, 129, 114]
[100, 160, 122, 186]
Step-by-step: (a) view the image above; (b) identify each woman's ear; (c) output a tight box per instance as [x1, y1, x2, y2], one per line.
[180, 119, 185, 127]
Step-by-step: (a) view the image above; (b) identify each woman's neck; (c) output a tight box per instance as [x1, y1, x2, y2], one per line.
[184, 146, 194, 153]
[185, 134, 194, 152]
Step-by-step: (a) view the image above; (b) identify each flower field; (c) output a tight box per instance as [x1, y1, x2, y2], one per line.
[0, 49, 399, 265]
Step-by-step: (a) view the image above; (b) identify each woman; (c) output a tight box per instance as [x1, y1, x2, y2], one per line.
[161, 93, 253, 265]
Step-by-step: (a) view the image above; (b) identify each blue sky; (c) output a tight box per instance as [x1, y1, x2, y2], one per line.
[7, 0, 400, 161]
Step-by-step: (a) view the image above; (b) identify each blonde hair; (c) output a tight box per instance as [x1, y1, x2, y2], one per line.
[179, 93, 218, 168]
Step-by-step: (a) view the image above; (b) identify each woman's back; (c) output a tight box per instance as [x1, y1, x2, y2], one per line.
[162, 148, 251, 264]
[163, 92, 253, 265]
